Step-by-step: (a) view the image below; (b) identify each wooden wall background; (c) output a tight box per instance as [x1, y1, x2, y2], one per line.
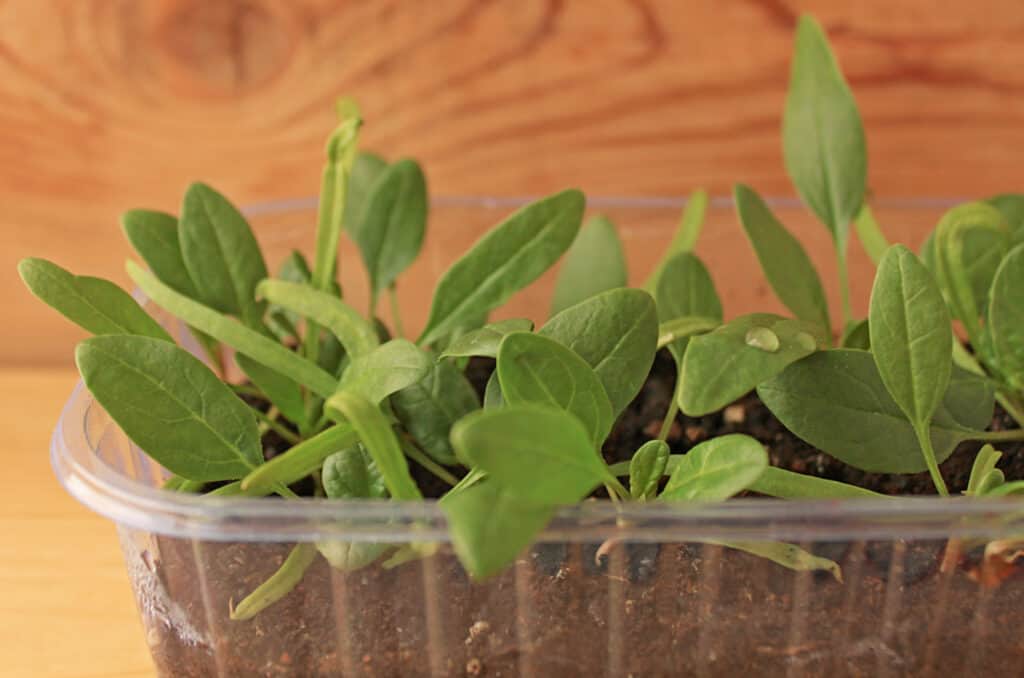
[4, 0, 1024, 365]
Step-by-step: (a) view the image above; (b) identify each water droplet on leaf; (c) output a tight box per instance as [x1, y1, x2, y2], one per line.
[795, 331, 818, 351]
[745, 327, 780, 352]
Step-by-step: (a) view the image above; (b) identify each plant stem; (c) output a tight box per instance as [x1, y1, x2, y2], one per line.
[241, 423, 359, 492]
[914, 423, 949, 496]
[400, 439, 458, 486]
[389, 285, 405, 338]
[836, 244, 854, 329]
[973, 428, 1024, 443]
[659, 375, 683, 441]
[252, 407, 301, 445]
[604, 475, 631, 501]
[230, 543, 318, 621]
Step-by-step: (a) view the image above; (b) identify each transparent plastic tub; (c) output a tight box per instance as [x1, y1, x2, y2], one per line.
[52, 197, 1024, 677]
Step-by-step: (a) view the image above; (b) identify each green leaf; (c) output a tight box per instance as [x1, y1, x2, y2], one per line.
[967, 445, 1003, 496]
[758, 349, 993, 473]
[128, 262, 339, 398]
[988, 244, 1024, 391]
[840, 318, 870, 349]
[540, 288, 659, 417]
[717, 541, 842, 581]
[854, 203, 890, 265]
[869, 245, 953, 492]
[987, 193, 1024, 244]
[337, 339, 431, 405]
[318, 446, 390, 571]
[483, 372, 504, 409]
[643, 189, 708, 292]
[121, 209, 199, 298]
[679, 314, 824, 416]
[76, 335, 262, 481]
[657, 316, 720, 349]
[659, 434, 767, 501]
[629, 440, 669, 500]
[418, 189, 585, 346]
[783, 15, 866, 246]
[322, 446, 387, 499]
[18, 258, 172, 342]
[326, 391, 421, 500]
[734, 184, 830, 332]
[391, 359, 480, 466]
[549, 215, 627, 317]
[497, 332, 614, 448]
[933, 202, 1011, 344]
[451, 405, 612, 504]
[240, 423, 358, 494]
[654, 252, 723, 362]
[437, 318, 534, 360]
[179, 183, 268, 328]
[343, 152, 389, 231]
[235, 354, 307, 427]
[350, 158, 428, 302]
[749, 466, 884, 499]
[442, 480, 555, 580]
[312, 108, 361, 292]
[257, 279, 379, 358]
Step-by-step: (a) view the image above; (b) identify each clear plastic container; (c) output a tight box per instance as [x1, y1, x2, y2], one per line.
[52, 198, 1024, 677]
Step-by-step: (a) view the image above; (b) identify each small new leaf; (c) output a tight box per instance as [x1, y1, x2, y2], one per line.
[629, 440, 669, 500]
[337, 339, 431, 405]
[391, 359, 480, 466]
[660, 435, 767, 502]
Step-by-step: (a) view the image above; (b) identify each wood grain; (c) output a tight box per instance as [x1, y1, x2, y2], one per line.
[0, 367, 155, 678]
[4, 0, 1024, 365]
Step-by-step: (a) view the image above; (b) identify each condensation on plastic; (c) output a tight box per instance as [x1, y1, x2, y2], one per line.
[51, 197, 1024, 677]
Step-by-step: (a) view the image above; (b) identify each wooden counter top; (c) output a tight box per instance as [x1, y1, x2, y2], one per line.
[1, 367, 154, 677]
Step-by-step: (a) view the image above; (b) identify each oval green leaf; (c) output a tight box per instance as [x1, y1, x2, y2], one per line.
[869, 245, 953, 426]
[343, 152, 389, 231]
[337, 339, 431, 405]
[19, 258, 171, 342]
[391, 359, 480, 466]
[629, 439, 670, 500]
[643, 189, 708, 292]
[76, 335, 262, 481]
[758, 349, 993, 473]
[549, 215, 627, 317]
[451, 405, 611, 505]
[540, 287, 658, 418]
[783, 15, 866, 245]
[659, 434, 767, 502]
[497, 332, 614, 448]
[179, 182, 269, 327]
[679, 313, 824, 416]
[418, 189, 585, 346]
[988, 244, 1024, 391]
[734, 184, 830, 333]
[351, 158, 428, 300]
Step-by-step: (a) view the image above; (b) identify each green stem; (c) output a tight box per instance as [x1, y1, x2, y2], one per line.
[389, 285, 405, 339]
[252, 407, 301, 445]
[400, 439, 458, 487]
[604, 475, 631, 501]
[914, 423, 949, 496]
[836, 244, 854, 330]
[659, 375, 683, 442]
[230, 543, 318, 621]
[241, 423, 359, 493]
[973, 428, 1024, 444]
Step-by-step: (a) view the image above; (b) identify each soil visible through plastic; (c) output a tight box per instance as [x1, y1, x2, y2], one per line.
[144, 352, 1024, 677]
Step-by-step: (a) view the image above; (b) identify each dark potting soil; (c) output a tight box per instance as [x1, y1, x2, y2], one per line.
[142, 352, 1024, 677]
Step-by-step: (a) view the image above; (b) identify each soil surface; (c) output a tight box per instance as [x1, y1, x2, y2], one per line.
[138, 352, 1024, 677]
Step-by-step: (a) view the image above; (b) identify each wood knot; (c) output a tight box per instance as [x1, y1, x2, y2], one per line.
[157, 0, 294, 95]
